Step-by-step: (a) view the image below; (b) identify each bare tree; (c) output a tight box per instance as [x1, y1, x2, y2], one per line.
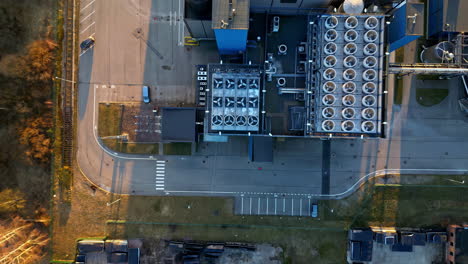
[0, 217, 48, 264]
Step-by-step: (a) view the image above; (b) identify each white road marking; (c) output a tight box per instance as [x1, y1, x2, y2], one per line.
[283, 198, 285, 212]
[80, 22, 95, 35]
[156, 184, 164, 187]
[274, 198, 277, 215]
[241, 196, 244, 214]
[156, 188, 164, 190]
[80, 11, 95, 23]
[81, 0, 96, 11]
[300, 199, 303, 216]
[249, 197, 252, 215]
[157, 160, 166, 163]
[266, 198, 269, 215]
[156, 174, 165, 177]
[257, 198, 260, 215]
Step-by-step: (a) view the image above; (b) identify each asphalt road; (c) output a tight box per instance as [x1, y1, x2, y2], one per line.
[77, 0, 468, 201]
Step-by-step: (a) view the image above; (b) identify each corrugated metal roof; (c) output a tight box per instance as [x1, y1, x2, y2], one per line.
[212, 0, 249, 29]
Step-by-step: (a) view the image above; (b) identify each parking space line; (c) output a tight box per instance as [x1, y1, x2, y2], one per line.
[274, 198, 277, 215]
[291, 199, 294, 216]
[249, 198, 252, 215]
[80, 11, 95, 23]
[81, 0, 96, 11]
[241, 197, 244, 214]
[80, 22, 95, 35]
[308, 198, 311, 214]
[283, 198, 285, 213]
[300, 199, 303, 216]
[266, 198, 269, 215]
[257, 198, 260, 215]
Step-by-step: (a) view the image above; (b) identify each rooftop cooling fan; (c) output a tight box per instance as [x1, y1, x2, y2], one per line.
[212, 115, 223, 126]
[324, 42, 337, 55]
[342, 108, 355, 119]
[341, 120, 355, 132]
[248, 116, 259, 126]
[322, 107, 335, 118]
[322, 120, 335, 131]
[361, 121, 375, 132]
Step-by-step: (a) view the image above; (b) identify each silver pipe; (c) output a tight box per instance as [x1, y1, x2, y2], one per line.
[388, 66, 468, 75]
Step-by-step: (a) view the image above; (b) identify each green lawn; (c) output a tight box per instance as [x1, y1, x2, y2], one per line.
[416, 88, 448, 107]
[102, 139, 159, 154]
[98, 103, 122, 137]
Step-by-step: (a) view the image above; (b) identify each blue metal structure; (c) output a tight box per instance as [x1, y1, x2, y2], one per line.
[388, 2, 424, 52]
[214, 29, 248, 55]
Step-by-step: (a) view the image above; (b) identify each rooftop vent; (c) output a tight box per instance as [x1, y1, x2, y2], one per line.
[277, 77, 286, 87]
[363, 43, 377, 56]
[343, 69, 356, 81]
[322, 107, 335, 118]
[236, 115, 247, 126]
[363, 56, 377, 68]
[363, 69, 377, 81]
[324, 29, 338, 42]
[212, 115, 223, 126]
[344, 30, 358, 42]
[342, 94, 356, 106]
[324, 55, 337, 67]
[324, 42, 337, 55]
[325, 16, 339, 29]
[322, 94, 336, 106]
[364, 30, 378, 43]
[364, 16, 378, 30]
[323, 68, 337, 80]
[342, 81, 356, 93]
[344, 43, 357, 55]
[224, 115, 235, 126]
[248, 116, 259, 126]
[361, 121, 376, 132]
[342, 120, 355, 132]
[238, 79, 247, 89]
[362, 95, 376, 107]
[362, 82, 376, 93]
[342, 108, 355, 119]
[345, 16, 358, 29]
[361, 108, 376, 119]
[322, 120, 335, 131]
[323, 81, 337, 93]
[343, 56, 357, 68]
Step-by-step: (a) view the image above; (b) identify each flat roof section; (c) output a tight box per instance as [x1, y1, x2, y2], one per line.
[212, 0, 249, 29]
[161, 107, 197, 142]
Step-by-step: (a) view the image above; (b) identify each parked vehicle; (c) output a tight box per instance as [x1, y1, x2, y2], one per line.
[311, 203, 318, 218]
[142, 86, 150, 103]
[80, 36, 95, 50]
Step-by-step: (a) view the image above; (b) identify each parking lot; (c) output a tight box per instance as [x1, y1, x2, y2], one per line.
[234, 195, 317, 217]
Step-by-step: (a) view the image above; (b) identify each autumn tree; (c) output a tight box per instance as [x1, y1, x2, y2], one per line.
[0, 216, 48, 264]
[0, 189, 26, 216]
[18, 116, 52, 164]
[13, 39, 56, 84]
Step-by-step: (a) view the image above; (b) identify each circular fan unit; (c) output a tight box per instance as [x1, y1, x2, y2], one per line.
[363, 69, 377, 81]
[343, 69, 356, 81]
[341, 120, 355, 132]
[344, 30, 358, 42]
[342, 81, 356, 93]
[343, 56, 357, 68]
[364, 43, 378, 56]
[323, 68, 336, 80]
[324, 29, 338, 42]
[342, 94, 356, 106]
[361, 121, 376, 132]
[322, 81, 337, 93]
[363, 56, 377, 68]
[364, 30, 378, 43]
[364, 16, 379, 30]
[277, 77, 286, 87]
[361, 108, 376, 120]
[345, 16, 358, 29]
[344, 43, 357, 55]
[342, 108, 355, 119]
[323, 55, 337, 67]
[224, 115, 235, 126]
[324, 42, 337, 55]
[212, 115, 223, 126]
[362, 82, 376, 94]
[362, 95, 376, 107]
[236, 115, 247, 126]
[322, 120, 335, 132]
[248, 116, 259, 126]
[325, 16, 339, 29]
[322, 107, 335, 118]
[322, 94, 336, 106]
